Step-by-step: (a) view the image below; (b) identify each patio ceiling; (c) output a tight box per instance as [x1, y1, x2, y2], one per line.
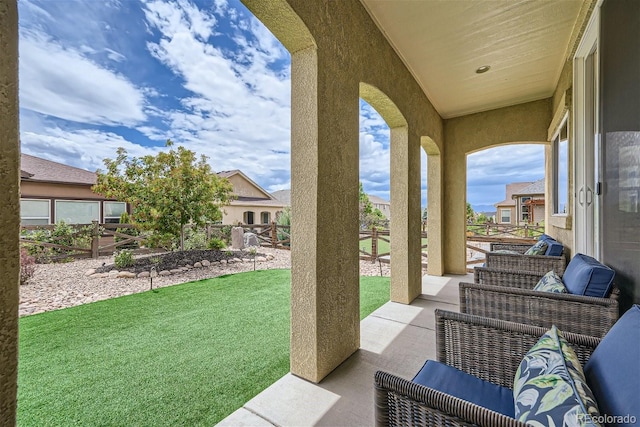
[360, 0, 584, 118]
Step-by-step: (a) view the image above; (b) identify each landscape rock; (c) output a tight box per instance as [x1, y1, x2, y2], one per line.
[243, 232, 259, 247]
[201, 260, 211, 267]
[233, 258, 242, 264]
[158, 270, 171, 276]
[170, 269, 182, 274]
[117, 272, 137, 278]
[231, 227, 244, 249]
[266, 254, 274, 260]
[256, 257, 267, 263]
[85, 269, 96, 276]
[108, 270, 120, 277]
[194, 262, 202, 268]
[137, 271, 150, 278]
[220, 259, 227, 264]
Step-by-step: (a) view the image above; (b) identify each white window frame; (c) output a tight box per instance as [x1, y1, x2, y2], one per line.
[553, 116, 570, 216]
[103, 201, 127, 224]
[54, 199, 100, 224]
[20, 198, 51, 225]
[500, 209, 511, 224]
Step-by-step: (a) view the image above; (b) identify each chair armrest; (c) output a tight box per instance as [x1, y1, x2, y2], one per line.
[484, 252, 567, 275]
[374, 370, 527, 427]
[434, 310, 600, 388]
[459, 282, 619, 338]
[474, 266, 545, 288]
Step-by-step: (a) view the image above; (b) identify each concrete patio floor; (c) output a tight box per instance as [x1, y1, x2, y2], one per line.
[218, 273, 470, 427]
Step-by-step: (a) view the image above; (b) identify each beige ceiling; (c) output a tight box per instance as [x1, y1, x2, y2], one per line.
[360, 0, 584, 119]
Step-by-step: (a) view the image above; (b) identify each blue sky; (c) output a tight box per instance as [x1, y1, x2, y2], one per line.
[18, 0, 544, 211]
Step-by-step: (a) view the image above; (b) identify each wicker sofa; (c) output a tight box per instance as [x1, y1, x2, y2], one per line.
[468, 254, 619, 337]
[374, 307, 640, 426]
[485, 234, 567, 274]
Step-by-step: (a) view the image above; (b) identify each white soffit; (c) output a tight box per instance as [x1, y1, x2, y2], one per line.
[360, 0, 584, 118]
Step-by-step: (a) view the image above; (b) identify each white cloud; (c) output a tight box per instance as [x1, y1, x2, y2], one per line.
[21, 127, 159, 172]
[19, 31, 146, 126]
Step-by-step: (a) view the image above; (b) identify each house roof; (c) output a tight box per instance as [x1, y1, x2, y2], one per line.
[20, 153, 97, 185]
[217, 169, 275, 200]
[230, 197, 287, 208]
[271, 189, 291, 205]
[512, 178, 545, 197]
[368, 195, 390, 205]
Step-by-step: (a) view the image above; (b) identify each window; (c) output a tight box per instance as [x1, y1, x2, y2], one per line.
[261, 211, 270, 224]
[553, 120, 569, 214]
[55, 200, 100, 224]
[104, 201, 127, 223]
[20, 199, 50, 225]
[521, 197, 531, 222]
[500, 209, 511, 224]
[243, 211, 255, 224]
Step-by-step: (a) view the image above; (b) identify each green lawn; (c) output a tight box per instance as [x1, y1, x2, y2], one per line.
[18, 269, 389, 426]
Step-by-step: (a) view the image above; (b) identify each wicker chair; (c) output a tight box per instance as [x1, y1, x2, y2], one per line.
[459, 282, 619, 338]
[374, 310, 600, 427]
[489, 242, 532, 253]
[484, 251, 567, 274]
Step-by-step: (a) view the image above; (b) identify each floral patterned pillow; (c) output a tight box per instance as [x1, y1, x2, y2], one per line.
[513, 326, 601, 426]
[533, 271, 567, 293]
[524, 240, 549, 256]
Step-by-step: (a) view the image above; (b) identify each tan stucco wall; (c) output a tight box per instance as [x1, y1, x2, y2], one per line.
[21, 181, 101, 199]
[227, 174, 270, 199]
[222, 205, 284, 225]
[0, 0, 20, 422]
[443, 99, 552, 273]
[243, 0, 443, 382]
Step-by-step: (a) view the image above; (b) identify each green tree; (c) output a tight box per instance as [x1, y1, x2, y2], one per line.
[93, 141, 234, 249]
[359, 183, 387, 230]
[466, 202, 475, 223]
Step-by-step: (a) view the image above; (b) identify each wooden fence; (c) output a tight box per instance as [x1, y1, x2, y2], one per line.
[21, 221, 538, 270]
[183, 222, 291, 250]
[20, 221, 152, 261]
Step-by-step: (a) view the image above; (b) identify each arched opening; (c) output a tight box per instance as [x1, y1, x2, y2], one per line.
[466, 143, 546, 269]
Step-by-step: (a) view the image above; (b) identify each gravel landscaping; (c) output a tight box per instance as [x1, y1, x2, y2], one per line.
[20, 247, 392, 317]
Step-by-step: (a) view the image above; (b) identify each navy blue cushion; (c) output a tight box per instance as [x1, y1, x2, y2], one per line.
[545, 240, 564, 256]
[562, 253, 615, 297]
[412, 360, 514, 418]
[584, 305, 640, 424]
[539, 234, 564, 256]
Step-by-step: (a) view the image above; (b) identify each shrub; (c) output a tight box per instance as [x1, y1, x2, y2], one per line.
[208, 237, 226, 250]
[21, 221, 94, 262]
[114, 249, 134, 269]
[20, 248, 36, 285]
[184, 227, 208, 250]
[209, 225, 232, 246]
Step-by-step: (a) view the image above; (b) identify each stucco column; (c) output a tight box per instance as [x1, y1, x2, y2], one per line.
[442, 149, 468, 274]
[426, 151, 444, 276]
[289, 47, 360, 383]
[0, 0, 21, 423]
[390, 128, 422, 303]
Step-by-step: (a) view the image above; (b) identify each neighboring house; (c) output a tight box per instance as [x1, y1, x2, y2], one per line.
[270, 189, 390, 221]
[368, 195, 391, 220]
[218, 170, 286, 225]
[20, 154, 127, 225]
[271, 189, 291, 206]
[494, 179, 545, 225]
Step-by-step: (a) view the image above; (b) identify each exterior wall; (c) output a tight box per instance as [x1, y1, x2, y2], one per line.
[222, 205, 284, 225]
[227, 174, 270, 199]
[544, 0, 597, 256]
[496, 205, 515, 224]
[443, 99, 552, 273]
[0, 0, 20, 422]
[21, 181, 98, 199]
